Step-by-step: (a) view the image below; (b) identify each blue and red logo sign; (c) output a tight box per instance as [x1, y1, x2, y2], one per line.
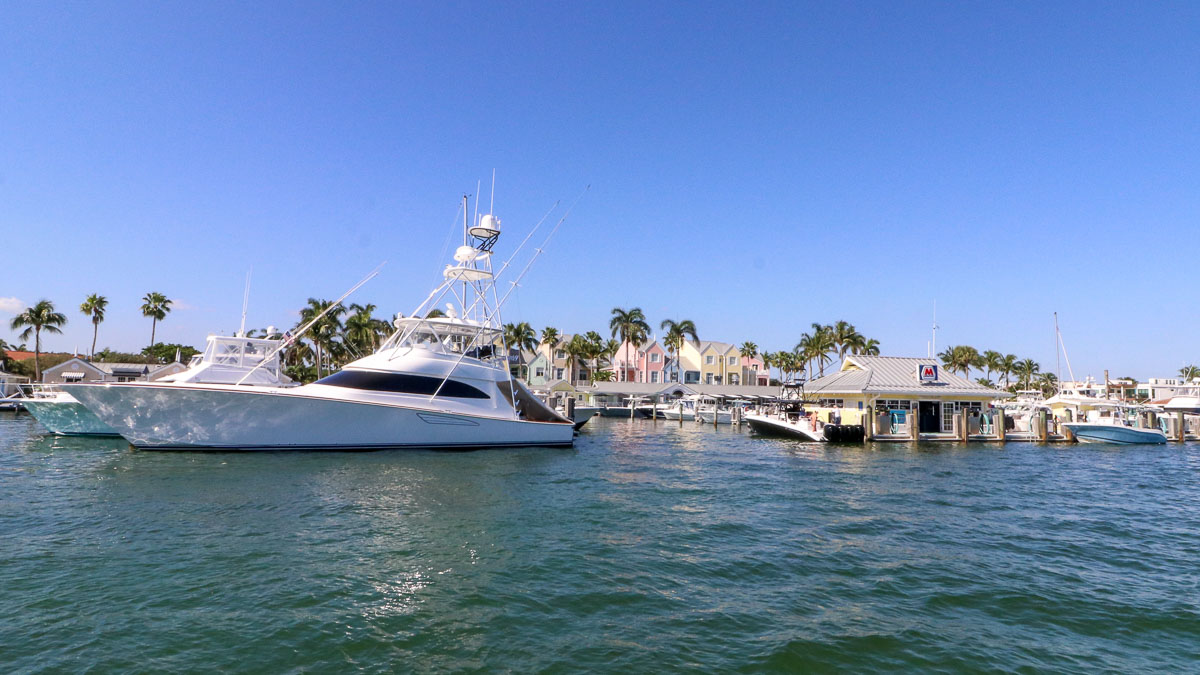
[919, 364, 938, 382]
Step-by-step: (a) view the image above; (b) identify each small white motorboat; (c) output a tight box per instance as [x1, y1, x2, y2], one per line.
[1062, 406, 1167, 445]
[744, 384, 827, 442]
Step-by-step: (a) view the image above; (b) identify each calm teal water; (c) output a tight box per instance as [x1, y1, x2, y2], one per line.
[2, 411, 1199, 672]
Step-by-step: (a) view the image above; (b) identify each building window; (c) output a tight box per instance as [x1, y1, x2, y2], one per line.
[555, 350, 565, 359]
[651, 372, 659, 383]
[705, 355, 714, 365]
[729, 375, 740, 385]
[684, 371, 700, 384]
[728, 356, 737, 365]
[535, 367, 545, 378]
[650, 353, 660, 363]
[705, 373, 713, 384]
[819, 398, 844, 408]
[555, 368, 564, 380]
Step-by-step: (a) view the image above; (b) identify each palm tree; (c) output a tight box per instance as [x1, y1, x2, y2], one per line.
[9, 300, 67, 380]
[858, 338, 881, 356]
[425, 308, 447, 319]
[1015, 358, 1040, 389]
[79, 294, 108, 360]
[140, 292, 172, 348]
[999, 354, 1018, 388]
[831, 321, 863, 361]
[739, 341, 758, 385]
[660, 319, 699, 384]
[540, 326, 560, 351]
[1037, 372, 1059, 397]
[981, 350, 1003, 384]
[799, 324, 836, 377]
[298, 298, 346, 378]
[1179, 365, 1200, 381]
[344, 303, 386, 357]
[563, 334, 591, 384]
[938, 345, 981, 379]
[609, 307, 651, 383]
[502, 321, 538, 378]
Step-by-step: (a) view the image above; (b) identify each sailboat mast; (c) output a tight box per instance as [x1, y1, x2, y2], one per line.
[1054, 312, 1061, 388]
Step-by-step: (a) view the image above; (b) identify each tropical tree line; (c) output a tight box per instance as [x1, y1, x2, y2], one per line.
[507, 310, 883, 387]
[935, 346, 1060, 395]
[3, 293, 177, 380]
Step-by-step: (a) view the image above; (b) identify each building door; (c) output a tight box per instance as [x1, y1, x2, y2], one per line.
[918, 400, 941, 433]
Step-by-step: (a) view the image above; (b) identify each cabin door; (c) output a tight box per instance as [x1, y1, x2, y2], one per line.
[918, 400, 941, 433]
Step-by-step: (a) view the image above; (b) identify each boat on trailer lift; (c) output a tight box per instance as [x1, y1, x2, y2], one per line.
[66, 191, 577, 451]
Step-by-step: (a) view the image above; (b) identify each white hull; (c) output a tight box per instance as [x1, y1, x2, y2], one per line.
[66, 383, 575, 450]
[22, 395, 120, 436]
[745, 414, 825, 442]
[696, 410, 732, 424]
[1063, 423, 1167, 445]
[570, 406, 601, 430]
[661, 409, 695, 421]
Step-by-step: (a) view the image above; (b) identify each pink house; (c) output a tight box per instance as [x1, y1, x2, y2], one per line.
[737, 354, 769, 386]
[612, 340, 669, 384]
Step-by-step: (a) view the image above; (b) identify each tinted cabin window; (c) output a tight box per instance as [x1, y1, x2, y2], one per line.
[316, 370, 490, 399]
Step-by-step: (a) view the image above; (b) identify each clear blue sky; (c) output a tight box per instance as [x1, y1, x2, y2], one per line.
[4, 1, 1198, 379]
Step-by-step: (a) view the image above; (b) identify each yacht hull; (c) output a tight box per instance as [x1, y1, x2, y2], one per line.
[745, 414, 825, 442]
[571, 406, 601, 430]
[22, 396, 120, 436]
[1063, 423, 1167, 445]
[696, 411, 732, 424]
[64, 383, 575, 450]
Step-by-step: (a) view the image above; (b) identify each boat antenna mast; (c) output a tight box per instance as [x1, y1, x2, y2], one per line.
[929, 301, 939, 358]
[237, 268, 252, 338]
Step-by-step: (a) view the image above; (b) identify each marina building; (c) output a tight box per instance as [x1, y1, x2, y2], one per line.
[804, 355, 1010, 437]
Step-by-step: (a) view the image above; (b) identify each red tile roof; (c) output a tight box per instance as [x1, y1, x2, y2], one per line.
[2, 351, 38, 361]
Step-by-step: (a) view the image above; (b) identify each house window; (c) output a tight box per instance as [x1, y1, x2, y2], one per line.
[705, 373, 713, 384]
[705, 355, 714, 365]
[819, 398, 844, 408]
[684, 371, 700, 384]
[651, 372, 659, 383]
[728, 356, 737, 365]
[535, 367, 545, 378]
[729, 374, 739, 385]
[555, 368, 564, 380]
[555, 350, 565, 359]
[650, 353, 660, 363]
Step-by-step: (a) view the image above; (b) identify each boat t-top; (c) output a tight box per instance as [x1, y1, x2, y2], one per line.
[65, 195, 576, 450]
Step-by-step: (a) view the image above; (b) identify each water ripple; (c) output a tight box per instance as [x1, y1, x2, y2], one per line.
[3, 412, 1200, 671]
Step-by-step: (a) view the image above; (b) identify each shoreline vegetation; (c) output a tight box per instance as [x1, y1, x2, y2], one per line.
[3, 299, 1199, 394]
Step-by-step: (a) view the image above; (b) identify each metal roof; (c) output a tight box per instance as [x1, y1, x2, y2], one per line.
[805, 356, 1011, 398]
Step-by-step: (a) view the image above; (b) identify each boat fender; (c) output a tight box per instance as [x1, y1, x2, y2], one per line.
[824, 424, 837, 441]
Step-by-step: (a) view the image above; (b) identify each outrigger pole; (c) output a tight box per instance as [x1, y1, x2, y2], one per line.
[233, 262, 386, 386]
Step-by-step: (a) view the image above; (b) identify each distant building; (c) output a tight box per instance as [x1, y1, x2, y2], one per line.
[42, 358, 187, 384]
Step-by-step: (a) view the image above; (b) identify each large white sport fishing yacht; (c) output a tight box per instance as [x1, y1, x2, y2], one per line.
[23, 334, 294, 436]
[65, 196, 576, 450]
